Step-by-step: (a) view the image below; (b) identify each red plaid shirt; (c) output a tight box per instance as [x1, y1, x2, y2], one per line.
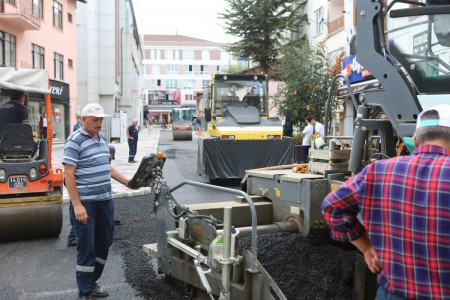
[321, 144, 450, 299]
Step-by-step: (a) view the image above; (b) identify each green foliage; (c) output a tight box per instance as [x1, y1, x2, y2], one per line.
[219, 0, 308, 73]
[292, 132, 303, 145]
[273, 39, 336, 131]
[225, 64, 250, 74]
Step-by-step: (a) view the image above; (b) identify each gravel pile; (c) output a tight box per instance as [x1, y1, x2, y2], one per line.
[113, 195, 356, 300]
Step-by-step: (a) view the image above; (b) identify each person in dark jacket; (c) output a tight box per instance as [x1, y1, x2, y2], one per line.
[126, 119, 139, 163]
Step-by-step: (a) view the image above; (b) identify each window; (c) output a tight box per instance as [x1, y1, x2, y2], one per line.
[32, 0, 43, 19]
[202, 50, 210, 60]
[182, 50, 194, 60]
[152, 64, 160, 75]
[185, 94, 193, 100]
[200, 65, 206, 74]
[0, 31, 16, 67]
[165, 79, 178, 90]
[165, 49, 173, 60]
[53, 1, 63, 30]
[167, 65, 179, 74]
[68, 58, 73, 69]
[315, 7, 324, 35]
[216, 65, 220, 71]
[157, 79, 161, 87]
[149, 79, 157, 89]
[54, 53, 63, 80]
[202, 80, 210, 89]
[183, 80, 195, 90]
[185, 65, 194, 74]
[32, 44, 45, 69]
[68, 13, 72, 23]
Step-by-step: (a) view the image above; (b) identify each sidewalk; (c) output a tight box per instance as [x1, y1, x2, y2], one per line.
[52, 127, 160, 201]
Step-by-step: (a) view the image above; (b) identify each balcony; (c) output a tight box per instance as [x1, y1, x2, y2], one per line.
[328, 16, 344, 35]
[0, 0, 41, 31]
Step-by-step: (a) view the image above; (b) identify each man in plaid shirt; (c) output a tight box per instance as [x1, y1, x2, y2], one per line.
[321, 104, 450, 300]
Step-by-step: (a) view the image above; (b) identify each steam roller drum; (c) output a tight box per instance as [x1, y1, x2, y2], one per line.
[173, 130, 193, 141]
[0, 202, 63, 242]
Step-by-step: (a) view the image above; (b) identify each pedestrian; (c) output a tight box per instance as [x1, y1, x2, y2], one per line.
[148, 119, 154, 134]
[0, 89, 29, 137]
[73, 115, 82, 132]
[301, 115, 324, 162]
[63, 103, 136, 299]
[283, 110, 293, 138]
[67, 145, 117, 247]
[126, 119, 139, 163]
[321, 104, 450, 300]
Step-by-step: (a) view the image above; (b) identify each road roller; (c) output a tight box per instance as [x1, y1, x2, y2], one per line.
[197, 74, 293, 182]
[171, 107, 193, 141]
[0, 67, 63, 242]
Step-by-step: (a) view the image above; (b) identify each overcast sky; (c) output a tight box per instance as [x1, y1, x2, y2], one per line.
[132, 0, 236, 43]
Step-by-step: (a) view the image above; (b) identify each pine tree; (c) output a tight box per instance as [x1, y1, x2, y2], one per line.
[220, 0, 307, 73]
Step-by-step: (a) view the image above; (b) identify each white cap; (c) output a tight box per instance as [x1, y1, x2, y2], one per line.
[81, 103, 109, 118]
[417, 104, 450, 129]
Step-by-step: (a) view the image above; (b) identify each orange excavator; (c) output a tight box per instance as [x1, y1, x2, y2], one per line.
[0, 67, 64, 241]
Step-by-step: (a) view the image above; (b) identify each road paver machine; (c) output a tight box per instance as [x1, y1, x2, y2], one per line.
[138, 1, 450, 299]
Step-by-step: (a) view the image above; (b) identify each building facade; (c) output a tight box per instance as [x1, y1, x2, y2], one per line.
[0, 0, 83, 140]
[141, 35, 247, 124]
[77, 0, 143, 141]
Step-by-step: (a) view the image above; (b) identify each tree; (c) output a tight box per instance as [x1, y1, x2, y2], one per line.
[273, 39, 336, 133]
[219, 0, 307, 73]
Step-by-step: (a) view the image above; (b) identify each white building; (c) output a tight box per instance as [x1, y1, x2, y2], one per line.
[141, 35, 248, 124]
[77, 0, 144, 141]
[298, 0, 346, 63]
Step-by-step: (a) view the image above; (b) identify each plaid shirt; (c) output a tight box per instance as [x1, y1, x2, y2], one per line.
[321, 144, 450, 300]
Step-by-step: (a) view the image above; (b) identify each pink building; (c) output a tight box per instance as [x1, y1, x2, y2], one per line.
[0, 0, 83, 140]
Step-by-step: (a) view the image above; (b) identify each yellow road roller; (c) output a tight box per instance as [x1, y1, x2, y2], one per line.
[0, 67, 63, 242]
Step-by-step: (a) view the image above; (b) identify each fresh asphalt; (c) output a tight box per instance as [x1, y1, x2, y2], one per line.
[0, 127, 236, 300]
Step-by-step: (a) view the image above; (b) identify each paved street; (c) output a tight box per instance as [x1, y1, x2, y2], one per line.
[52, 126, 162, 201]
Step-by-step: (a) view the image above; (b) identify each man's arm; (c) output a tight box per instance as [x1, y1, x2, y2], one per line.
[64, 163, 89, 224]
[126, 128, 133, 140]
[111, 165, 132, 188]
[351, 234, 382, 274]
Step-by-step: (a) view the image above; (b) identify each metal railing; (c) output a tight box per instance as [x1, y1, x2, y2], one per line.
[0, 0, 41, 27]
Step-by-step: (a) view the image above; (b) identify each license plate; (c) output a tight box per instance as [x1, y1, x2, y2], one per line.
[8, 176, 28, 189]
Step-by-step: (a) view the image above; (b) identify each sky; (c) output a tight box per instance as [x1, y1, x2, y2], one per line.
[132, 0, 237, 43]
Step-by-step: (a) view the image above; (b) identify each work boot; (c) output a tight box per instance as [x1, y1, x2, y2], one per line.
[92, 283, 109, 297]
[67, 240, 77, 247]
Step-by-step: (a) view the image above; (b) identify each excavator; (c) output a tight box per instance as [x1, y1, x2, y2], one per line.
[197, 74, 293, 182]
[0, 67, 63, 242]
[136, 1, 450, 299]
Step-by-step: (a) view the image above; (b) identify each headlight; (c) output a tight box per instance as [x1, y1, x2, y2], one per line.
[0, 169, 6, 181]
[268, 135, 281, 140]
[222, 135, 235, 140]
[30, 168, 37, 179]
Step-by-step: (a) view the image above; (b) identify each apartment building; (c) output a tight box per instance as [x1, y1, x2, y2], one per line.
[141, 34, 247, 124]
[77, 0, 143, 142]
[0, 0, 84, 140]
[297, 0, 346, 63]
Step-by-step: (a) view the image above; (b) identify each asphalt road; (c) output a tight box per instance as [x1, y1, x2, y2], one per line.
[0, 130, 237, 300]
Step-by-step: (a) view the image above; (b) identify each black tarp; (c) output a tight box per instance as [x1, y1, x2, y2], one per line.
[197, 137, 294, 180]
